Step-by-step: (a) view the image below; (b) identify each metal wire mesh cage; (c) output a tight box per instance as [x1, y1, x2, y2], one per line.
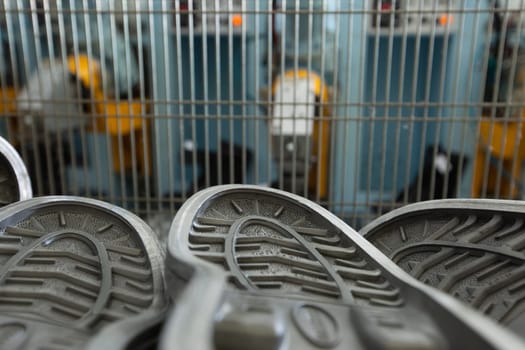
[1, 0, 525, 228]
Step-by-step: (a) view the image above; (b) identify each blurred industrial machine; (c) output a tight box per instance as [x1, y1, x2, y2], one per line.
[1, 0, 149, 201]
[331, 0, 491, 223]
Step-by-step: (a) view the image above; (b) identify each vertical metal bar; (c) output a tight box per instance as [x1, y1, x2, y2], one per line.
[56, 0, 79, 195]
[108, 1, 127, 206]
[42, 0, 66, 194]
[16, 1, 44, 195]
[163, 0, 174, 211]
[279, 0, 286, 190]
[429, 0, 453, 200]
[482, 2, 511, 198]
[351, 0, 369, 224]
[6, 2, 31, 181]
[28, 0, 53, 195]
[493, 3, 510, 198]
[471, 0, 495, 197]
[81, 0, 102, 199]
[121, 0, 139, 212]
[202, 0, 210, 188]
[377, 0, 397, 213]
[95, 0, 116, 202]
[254, 0, 260, 185]
[495, 2, 523, 198]
[303, 0, 314, 198]
[5, 3, 21, 157]
[367, 0, 382, 210]
[147, 0, 162, 209]
[452, 1, 480, 198]
[136, 0, 151, 216]
[241, 0, 247, 184]
[339, 0, 353, 213]
[69, 0, 91, 196]
[415, 0, 439, 202]
[215, 0, 223, 186]
[188, 0, 198, 193]
[507, 0, 525, 199]
[174, 0, 187, 201]
[315, 0, 327, 203]
[390, 0, 410, 212]
[290, 0, 299, 194]
[266, 0, 273, 184]
[442, 2, 468, 200]
[228, 0, 235, 184]
[328, 3, 341, 206]
[0, 7, 15, 143]
[403, 0, 424, 204]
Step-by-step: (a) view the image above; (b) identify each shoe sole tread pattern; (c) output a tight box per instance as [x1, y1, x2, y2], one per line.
[0, 196, 165, 350]
[360, 199, 525, 335]
[164, 186, 524, 350]
[190, 193, 403, 307]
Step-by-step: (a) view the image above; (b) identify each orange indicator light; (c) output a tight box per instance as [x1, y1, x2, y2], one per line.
[439, 14, 453, 26]
[232, 14, 243, 27]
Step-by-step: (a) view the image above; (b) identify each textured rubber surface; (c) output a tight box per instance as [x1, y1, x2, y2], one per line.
[0, 197, 165, 350]
[360, 199, 525, 336]
[0, 137, 32, 206]
[162, 186, 525, 350]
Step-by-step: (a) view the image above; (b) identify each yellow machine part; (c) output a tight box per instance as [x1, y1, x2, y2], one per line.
[0, 87, 16, 116]
[472, 115, 525, 198]
[0, 87, 19, 146]
[272, 69, 332, 199]
[67, 55, 150, 175]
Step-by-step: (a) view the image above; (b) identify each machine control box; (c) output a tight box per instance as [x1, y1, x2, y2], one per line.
[372, 0, 456, 33]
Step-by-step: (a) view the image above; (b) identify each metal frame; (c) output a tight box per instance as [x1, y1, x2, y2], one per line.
[1, 1, 525, 228]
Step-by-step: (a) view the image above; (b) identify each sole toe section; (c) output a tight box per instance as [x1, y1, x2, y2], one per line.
[361, 199, 525, 335]
[0, 197, 166, 349]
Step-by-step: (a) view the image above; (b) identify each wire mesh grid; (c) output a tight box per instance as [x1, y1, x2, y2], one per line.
[1, 0, 525, 229]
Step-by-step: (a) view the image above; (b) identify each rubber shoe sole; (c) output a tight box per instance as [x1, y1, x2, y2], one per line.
[162, 185, 524, 350]
[0, 196, 166, 350]
[360, 199, 525, 337]
[0, 136, 32, 206]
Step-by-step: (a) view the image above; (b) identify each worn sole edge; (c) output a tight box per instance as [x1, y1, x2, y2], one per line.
[0, 136, 32, 202]
[161, 185, 524, 350]
[360, 199, 525, 240]
[0, 196, 167, 350]
[359, 198, 525, 332]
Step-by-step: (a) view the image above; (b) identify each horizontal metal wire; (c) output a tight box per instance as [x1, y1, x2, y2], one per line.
[2, 8, 522, 16]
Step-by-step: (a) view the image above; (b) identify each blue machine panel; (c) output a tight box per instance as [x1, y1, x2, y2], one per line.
[331, 0, 491, 223]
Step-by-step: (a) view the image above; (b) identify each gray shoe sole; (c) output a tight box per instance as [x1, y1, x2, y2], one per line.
[162, 185, 524, 350]
[0, 196, 166, 350]
[0, 137, 32, 206]
[360, 199, 525, 337]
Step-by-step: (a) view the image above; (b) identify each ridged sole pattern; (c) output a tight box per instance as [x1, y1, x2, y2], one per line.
[162, 186, 524, 350]
[360, 199, 525, 336]
[0, 197, 165, 350]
